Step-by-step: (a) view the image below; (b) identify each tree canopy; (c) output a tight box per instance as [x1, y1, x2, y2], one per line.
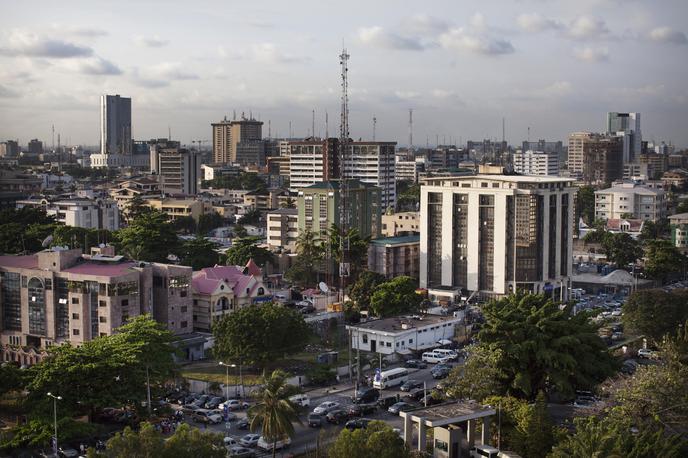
[325, 224, 370, 282]
[643, 239, 687, 284]
[622, 289, 688, 343]
[576, 185, 596, 226]
[179, 236, 220, 270]
[222, 236, 273, 267]
[328, 420, 411, 458]
[116, 210, 180, 262]
[285, 229, 323, 287]
[212, 304, 310, 367]
[0, 207, 57, 254]
[248, 370, 301, 448]
[444, 344, 507, 402]
[601, 232, 643, 267]
[369, 276, 422, 317]
[348, 270, 386, 310]
[196, 211, 224, 235]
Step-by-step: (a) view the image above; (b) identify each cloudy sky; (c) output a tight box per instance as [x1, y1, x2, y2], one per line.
[1, 0, 687, 149]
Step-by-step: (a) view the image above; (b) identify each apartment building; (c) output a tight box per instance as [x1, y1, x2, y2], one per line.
[157, 147, 200, 195]
[143, 197, 212, 222]
[381, 211, 420, 237]
[420, 169, 575, 300]
[669, 213, 688, 255]
[513, 150, 559, 176]
[266, 208, 298, 251]
[567, 132, 623, 184]
[17, 196, 120, 231]
[368, 235, 420, 280]
[288, 138, 339, 190]
[395, 159, 422, 183]
[343, 142, 396, 210]
[0, 246, 192, 365]
[595, 183, 667, 221]
[211, 115, 263, 165]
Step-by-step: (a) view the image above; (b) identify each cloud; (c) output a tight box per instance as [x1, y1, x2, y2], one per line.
[567, 16, 610, 40]
[134, 35, 169, 48]
[251, 43, 310, 64]
[0, 84, 20, 98]
[648, 26, 687, 45]
[574, 46, 610, 62]
[357, 26, 426, 51]
[542, 81, 573, 96]
[64, 56, 122, 75]
[0, 30, 92, 58]
[64, 27, 108, 38]
[516, 13, 563, 33]
[147, 62, 198, 80]
[439, 28, 514, 55]
[402, 14, 450, 34]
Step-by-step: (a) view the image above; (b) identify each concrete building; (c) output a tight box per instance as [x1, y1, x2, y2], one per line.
[394, 159, 422, 183]
[522, 139, 564, 161]
[243, 188, 284, 211]
[289, 138, 339, 190]
[381, 211, 420, 237]
[368, 235, 420, 280]
[638, 153, 668, 178]
[157, 147, 200, 195]
[108, 177, 161, 211]
[420, 170, 575, 300]
[427, 146, 469, 170]
[297, 180, 381, 240]
[266, 156, 290, 177]
[28, 139, 43, 156]
[567, 132, 623, 184]
[594, 183, 666, 221]
[0, 246, 192, 365]
[607, 112, 641, 163]
[0, 140, 19, 157]
[149, 139, 180, 174]
[143, 197, 212, 222]
[669, 213, 688, 254]
[212, 115, 263, 165]
[16, 196, 120, 230]
[90, 95, 132, 168]
[513, 150, 559, 176]
[266, 208, 298, 252]
[190, 262, 269, 333]
[344, 142, 396, 210]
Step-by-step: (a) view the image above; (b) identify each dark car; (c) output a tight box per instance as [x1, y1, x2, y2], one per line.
[388, 402, 414, 414]
[432, 367, 451, 379]
[347, 403, 377, 417]
[378, 396, 399, 409]
[352, 387, 380, 404]
[326, 409, 349, 425]
[205, 396, 224, 409]
[420, 394, 443, 406]
[300, 304, 316, 314]
[308, 413, 323, 427]
[345, 418, 372, 430]
[405, 359, 427, 369]
[400, 380, 423, 392]
[236, 417, 250, 430]
[404, 388, 426, 402]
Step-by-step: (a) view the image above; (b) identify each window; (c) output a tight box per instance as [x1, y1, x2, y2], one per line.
[180, 290, 187, 297]
[121, 299, 128, 307]
[362, 334, 368, 344]
[72, 313, 80, 320]
[28, 278, 46, 335]
[71, 297, 79, 304]
[99, 316, 107, 323]
[181, 306, 188, 313]
[181, 321, 188, 328]
[387, 342, 391, 347]
[73, 329, 80, 336]
[1, 272, 21, 331]
[409, 338, 413, 344]
[99, 300, 106, 307]
[100, 333, 107, 337]
[193, 300, 198, 305]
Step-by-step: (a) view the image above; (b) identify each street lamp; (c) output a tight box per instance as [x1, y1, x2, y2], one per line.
[218, 362, 236, 400]
[47, 392, 62, 454]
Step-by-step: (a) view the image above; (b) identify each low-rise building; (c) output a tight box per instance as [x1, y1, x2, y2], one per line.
[381, 211, 420, 237]
[143, 197, 213, 222]
[368, 235, 420, 280]
[669, 213, 688, 254]
[513, 150, 559, 176]
[190, 261, 270, 332]
[346, 314, 460, 356]
[266, 208, 298, 252]
[594, 183, 666, 222]
[0, 246, 192, 365]
[17, 196, 120, 230]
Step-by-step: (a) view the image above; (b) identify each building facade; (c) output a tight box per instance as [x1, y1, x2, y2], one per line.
[420, 172, 575, 300]
[381, 211, 420, 237]
[266, 208, 298, 251]
[100, 94, 132, 155]
[17, 197, 120, 231]
[143, 197, 212, 222]
[157, 147, 200, 195]
[288, 138, 339, 190]
[368, 235, 420, 280]
[567, 132, 623, 184]
[513, 150, 559, 176]
[212, 115, 263, 165]
[669, 213, 688, 255]
[595, 183, 667, 222]
[343, 142, 396, 210]
[0, 140, 19, 158]
[607, 112, 641, 163]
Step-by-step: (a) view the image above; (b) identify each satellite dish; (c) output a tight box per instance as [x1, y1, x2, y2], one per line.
[41, 235, 53, 248]
[319, 282, 329, 293]
[99, 243, 105, 248]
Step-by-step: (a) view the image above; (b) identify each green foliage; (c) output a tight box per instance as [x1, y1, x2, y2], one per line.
[643, 239, 687, 283]
[677, 199, 688, 214]
[325, 224, 371, 281]
[223, 236, 273, 267]
[348, 271, 386, 309]
[444, 345, 507, 402]
[203, 172, 267, 191]
[123, 195, 152, 224]
[396, 181, 420, 212]
[233, 224, 248, 238]
[1, 418, 101, 451]
[639, 218, 670, 241]
[328, 420, 411, 458]
[179, 236, 219, 270]
[170, 215, 196, 234]
[601, 232, 643, 267]
[285, 229, 323, 287]
[212, 304, 310, 367]
[196, 211, 224, 235]
[0, 207, 58, 254]
[478, 292, 617, 400]
[582, 228, 606, 244]
[117, 210, 180, 262]
[248, 370, 302, 444]
[0, 363, 25, 396]
[306, 364, 336, 386]
[52, 226, 113, 252]
[622, 289, 688, 343]
[576, 185, 596, 226]
[369, 276, 422, 317]
[238, 208, 261, 225]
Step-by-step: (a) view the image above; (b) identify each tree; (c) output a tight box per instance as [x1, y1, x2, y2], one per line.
[233, 224, 248, 238]
[238, 208, 261, 225]
[325, 224, 370, 282]
[285, 229, 323, 287]
[179, 236, 219, 270]
[158, 423, 225, 458]
[576, 185, 596, 226]
[99, 423, 163, 458]
[196, 212, 224, 235]
[123, 195, 151, 224]
[396, 181, 420, 212]
[643, 240, 687, 284]
[0, 207, 58, 254]
[369, 276, 422, 317]
[328, 420, 411, 458]
[601, 232, 643, 267]
[477, 292, 617, 400]
[52, 226, 112, 252]
[1, 418, 100, 452]
[444, 345, 508, 402]
[170, 215, 196, 234]
[117, 210, 180, 262]
[348, 270, 386, 310]
[677, 199, 688, 214]
[622, 289, 688, 343]
[223, 236, 273, 267]
[212, 304, 310, 368]
[248, 370, 302, 458]
[639, 219, 670, 242]
[0, 363, 25, 396]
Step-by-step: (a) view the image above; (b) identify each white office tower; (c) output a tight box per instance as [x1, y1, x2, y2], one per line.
[607, 112, 641, 163]
[513, 150, 559, 176]
[420, 168, 575, 300]
[343, 141, 397, 210]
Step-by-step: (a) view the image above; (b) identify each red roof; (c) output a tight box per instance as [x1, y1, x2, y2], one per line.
[62, 261, 138, 277]
[244, 258, 262, 277]
[0, 255, 38, 270]
[192, 265, 258, 297]
[606, 218, 644, 232]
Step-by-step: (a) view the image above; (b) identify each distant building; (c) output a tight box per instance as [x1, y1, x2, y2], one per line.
[395, 159, 422, 183]
[16, 196, 120, 230]
[100, 94, 132, 155]
[0, 246, 193, 365]
[368, 235, 420, 280]
[28, 139, 43, 156]
[669, 213, 688, 255]
[381, 211, 420, 237]
[606, 112, 641, 163]
[157, 147, 201, 195]
[149, 139, 180, 174]
[594, 183, 666, 222]
[212, 115, 263, 165]
[143, 197, 212, 222]
[513, 150, 559, 176]
[521, 139, 564, 160]
[638, 153, 668, 179]
[266, 208, 298, 252]
[567, 132, 623, 184]
[289, 138, 339, 190]
[604, 218, 645, 238]
[0, 140, 19, 157]
[344, 142, 397, 210]
[427, 146, 469, 170]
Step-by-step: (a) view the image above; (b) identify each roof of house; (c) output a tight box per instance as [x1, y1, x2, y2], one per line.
[669, 212, 688, 222]
[192, 265, 261, 297]
[0, 254, 39, 269]
[606, 218, 644, 232]
[61, 261, 138, 277]
[370, 235, 420, 246]
[244, 258, 262, 277]
[346, 314, 459, 334]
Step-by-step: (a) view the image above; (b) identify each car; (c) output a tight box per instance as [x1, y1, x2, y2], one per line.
[352, 387, 380, 404]
[181, 405, 199, 416]
[308, 413, 324, 427]
[378, 396, 399, 409]
[296, 300, 313, 307]
[221, 399, 249, 410]
[205, 396, 224, 409]
[224, 437, 239, 448]
[192, 409, 223, 424]
[400, 380, 423, 392]
[257, 436, 291, 451]
[573, 396, 597, 408]
[432, 367, 451, 379]
[313, 401, 340, 415]
[288, 394, 310, 407]
[58, 447, 79, 458]
[404, 388, 426, 402]
[228, 446, 256, 458]
[637, 348, 658, 359]
[404, 359, 427, 369]
[326, 409, 349, 424]
[235, 417, 250, 429]
[388, 402, 414, 414]
[420, 394, 443, 406]
[345, 418, 372, 430]
[300, 304, 316, 314]
[211, 409, 236, 421]
[347, 403, 377, 417]
[239, 433, 261, 447]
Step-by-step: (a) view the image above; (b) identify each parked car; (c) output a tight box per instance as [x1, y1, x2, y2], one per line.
[352, 387, 380, 404]
[58, 447, 79, 457]
[313, 401, 340, 415]
[228, 446, 256, 458]
[221, 399, 249, 410]
[235, 417, 250, 430]
[405, 388, 426, 402]
[205, 396, 224, 409]
[257, 436, 291, 451]
[432, 367, 451, 379]
[347, 403, 377, 417]
[388, 402, 414, 414]
[288, 394, 310, 407]
[378, 396, 399, 409]
[400, 380, 423, 392]
[223, 437, 239, 448]
[192, 409, 223, 424]
[239, 434, 261, 447]
[404, 359, 427, 369]
[326, 409, 349, 424]
[345, 418, 372, 430]
[308, 413, 324, 427]
[300, 304, 316, 314]
[637, 348, 659, 359]
[420, 394, 443, 406]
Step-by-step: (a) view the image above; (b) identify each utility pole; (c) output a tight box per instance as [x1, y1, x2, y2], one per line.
[47, 392, 61, 454]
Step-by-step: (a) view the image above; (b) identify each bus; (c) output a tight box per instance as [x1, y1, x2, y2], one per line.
[373, 368, 409, 389]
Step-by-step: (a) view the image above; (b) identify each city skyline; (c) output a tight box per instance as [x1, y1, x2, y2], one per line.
[1, 0, 687, 148]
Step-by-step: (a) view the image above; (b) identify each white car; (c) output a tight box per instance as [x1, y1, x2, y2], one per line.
[221, 399, 249, 410]
[257, 436, 291, 451]
[637, 348, 658, 359]
[288, 394, 310, 407]
[313, 401, 340, 415]
[239, 433, 261, 447]
[224, 437, 239, 448]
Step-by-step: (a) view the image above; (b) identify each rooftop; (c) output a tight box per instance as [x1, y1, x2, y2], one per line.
[267, 208, 297, 215]
[370, 235, 420, 246]
[346, 314, 459, 334]
[400, 401, 496, 427]
[0, 254, 39, 270]
[669, 212, 688, 221]
[597, 184, 664, 195]
[303, 179, 376, 190]
[424, 174, 574, 185]
[62, 260, 138, 277]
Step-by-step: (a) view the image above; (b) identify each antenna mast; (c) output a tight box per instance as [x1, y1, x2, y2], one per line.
[338, 47, 351, 302]
[372, 114, 377, 142]
[312, 109, 316, 139]
[408, 108, 413, 158]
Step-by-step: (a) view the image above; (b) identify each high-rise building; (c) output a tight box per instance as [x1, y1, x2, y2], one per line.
[521, 139, 564, 163]
[606, 112, 641, 163]
[28, 139, 43, 155]
[100, 94, 132, 155]
[149, 139, 180, 174]
[0, 140, 19, 157]
[344, 142, 397, 210]
[289, 138, 339, 190]
[157, 147, 201, 195]
[420, 168, 575, 300]
[567, 132, 623, 184]
[211, 115, 263, 165]
[513, 150, 559, 176]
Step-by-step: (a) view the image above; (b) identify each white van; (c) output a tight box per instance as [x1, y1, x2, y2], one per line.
[257, 435, 291, 451]
[373, 368, 409, 389]
[434, 349, 458, 360]
[288, 394, 310, 407]
[422, 351, 452, 364]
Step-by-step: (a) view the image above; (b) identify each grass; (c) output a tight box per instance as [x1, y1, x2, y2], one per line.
[180, 361, 261, 385]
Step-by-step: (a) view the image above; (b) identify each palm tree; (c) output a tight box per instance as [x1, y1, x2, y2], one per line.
[280, 196, 296, 209]
[248, 370, 301, 458]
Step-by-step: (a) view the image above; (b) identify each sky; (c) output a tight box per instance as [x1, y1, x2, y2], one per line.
[1, 0, 687, 149]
